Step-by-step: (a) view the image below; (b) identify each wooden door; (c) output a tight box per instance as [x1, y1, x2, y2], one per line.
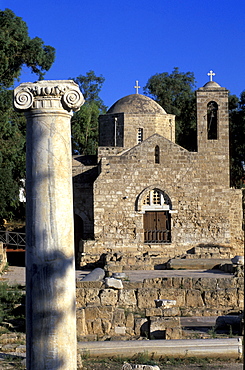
[144, 211, 171, 243]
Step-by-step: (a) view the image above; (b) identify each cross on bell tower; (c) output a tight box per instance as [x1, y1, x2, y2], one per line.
[134, 80, 140, 94]
[207, 70, 215, 81]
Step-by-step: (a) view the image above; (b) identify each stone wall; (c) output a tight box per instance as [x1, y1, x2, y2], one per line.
[73, 84, 244, 268]
[78, 133, 243, 266]
[76, 275, 243, 341]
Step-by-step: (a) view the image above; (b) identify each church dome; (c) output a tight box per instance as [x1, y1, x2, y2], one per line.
[203, 81, 221, 88]
[107, 94, 166, 115]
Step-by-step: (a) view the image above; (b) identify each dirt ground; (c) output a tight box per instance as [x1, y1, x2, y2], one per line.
[0, 356, 243, 369]
[81, 359, 244, 370]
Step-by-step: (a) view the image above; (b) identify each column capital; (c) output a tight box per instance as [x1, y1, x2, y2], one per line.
[13, 80, 85, 113]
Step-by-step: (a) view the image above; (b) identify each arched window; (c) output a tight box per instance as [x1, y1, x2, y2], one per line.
[207, 101, 218, 140]
[155, 145, 160, 163]
[142, 189, 171, 211]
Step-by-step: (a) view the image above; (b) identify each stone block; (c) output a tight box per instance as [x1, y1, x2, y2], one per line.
[92, 318, 103, 335]
[181, 277, 192, 289]
[137, 288, 159, 309]
[105, 277, 123, 289]
[76, 308, 88, 336]
[76, 288, 101, 307]
[165, 326, 182, 340]
[217, 278, 235, 289]
[84, 306, 114, 321]
[119, 289, 137, 306]
[115, 326, 126, 335]
[101, 319, 112, 334]
[113, 308, 126, 326]
[171, 277, 182, 288]
[150, 317, 180, 339]
[134, 318, 148, 336]
[123, 282, 143, 289]
[193, 277, 216, 290]
[76, 281, 103, 288]
[203, 289, 238, 307]
[125, 312, 135, 328]
[100, 289, 118, 306]
[238, 288, 244, 308]
[185, 289, 204, 307]
[162, 307, 180, 317]
[159, 289, 185, 307]
[155, 299, 176, 308]
[145, 308, 163, 317]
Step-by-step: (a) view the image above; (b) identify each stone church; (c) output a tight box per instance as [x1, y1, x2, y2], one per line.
[72, 78, 244, 268]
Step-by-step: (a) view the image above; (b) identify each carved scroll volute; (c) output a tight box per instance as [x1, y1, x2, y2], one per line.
[13, 80, 85, 112]
[14, 88, 34, 111]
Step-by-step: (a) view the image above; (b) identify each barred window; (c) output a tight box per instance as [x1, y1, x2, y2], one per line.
[137, 128, 143, 143]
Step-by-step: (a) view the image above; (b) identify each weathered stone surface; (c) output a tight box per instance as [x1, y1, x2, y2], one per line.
[137, 288, 159, 309]
[134, 318, 148, 336]
[82, 268, 105, 281]
[101, 319, 112, 334]
[185, 290, 204, 308]
[14, 80, 84, 370]
[165, 326, 182, 340]
[105, 277, 123, 289]
[115, 326, 126, 335]
[84, 306, 113, 321]
[76, 308, 87, 336]
[125, 312, 135, 329]
[150, 317, 181, 339]
[158, 289, 185, 307]
[155, 299, 176, 308]
[145, 308, 163, 317]
[162, 307, 180, 317]
[112, 308, 126, 327]
[76, 288, 101, 307]
[100, 289, 118, 306]
[119, 289, 137, 307]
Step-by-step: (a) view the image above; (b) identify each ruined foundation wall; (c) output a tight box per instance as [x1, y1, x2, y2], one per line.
[76, 275, 243, 340]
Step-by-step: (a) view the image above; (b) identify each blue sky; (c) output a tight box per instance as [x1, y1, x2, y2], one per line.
[1, 0, 245, 108]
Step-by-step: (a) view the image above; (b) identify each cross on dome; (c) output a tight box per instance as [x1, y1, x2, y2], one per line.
[134, 80, 140, 94]
[207, 70, 215, 82]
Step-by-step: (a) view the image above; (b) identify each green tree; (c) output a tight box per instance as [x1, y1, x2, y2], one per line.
[71, 71, 106, 155]
[144, 67, 197, 151]
[0, 9, 55, 224]
[229, 92, 245, 188]
[0, 8, 55, 88]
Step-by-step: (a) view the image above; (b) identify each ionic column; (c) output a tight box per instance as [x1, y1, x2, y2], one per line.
[14, 80, 84, 370]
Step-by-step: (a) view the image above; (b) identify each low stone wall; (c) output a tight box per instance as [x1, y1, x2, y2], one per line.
[76, 275, 243, 341]
[0, 242, 7, 274]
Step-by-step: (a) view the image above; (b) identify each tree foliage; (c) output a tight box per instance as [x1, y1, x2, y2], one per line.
[71, 71, 106, 155]
[144, 67, 197, 151]
[0, 8, 55, 88]
[0, 9, 55, 223]
[229, 92, 245, 188]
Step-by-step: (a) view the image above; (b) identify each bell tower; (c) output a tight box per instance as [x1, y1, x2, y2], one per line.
[196, 72, 230, 187]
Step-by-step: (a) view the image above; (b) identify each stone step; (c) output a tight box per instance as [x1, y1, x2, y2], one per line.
[167, 258, 231, 270]
[78, 338, 243, 359]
